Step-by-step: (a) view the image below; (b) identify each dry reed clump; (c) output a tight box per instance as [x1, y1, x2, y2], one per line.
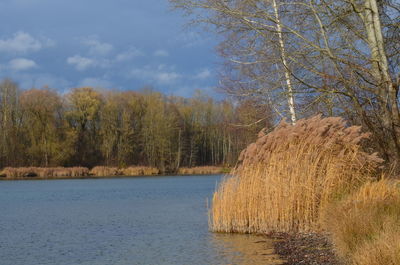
[210, 115, 383, 234]
[121, 166, 159, 176]
[89, 166, 122, 177]
[323, 180, 400, 265]
[0, 167, 89, 178]
[0, 166, 160, 178]
[178, 166, 225, 175]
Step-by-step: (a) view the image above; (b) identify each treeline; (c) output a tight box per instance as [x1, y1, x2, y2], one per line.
[0, 79, 270, 172]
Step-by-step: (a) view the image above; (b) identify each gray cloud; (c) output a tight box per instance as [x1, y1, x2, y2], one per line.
[115, 47, 144, 62]
[82, 36, 113, 56]
[0, 31, 54, 54]
[9, 58, 37, 71]
[195, 68, 211, 79]
[130, 64, 181, 85]
[154, 49, 169, 57]
[79, 77, 112, 88]
[67, 55, 97, 71]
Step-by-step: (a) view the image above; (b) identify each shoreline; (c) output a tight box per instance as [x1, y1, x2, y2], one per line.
[0, 172, 225, 181]
[268, 232, 341, 265]
[0, 166, 228, 180]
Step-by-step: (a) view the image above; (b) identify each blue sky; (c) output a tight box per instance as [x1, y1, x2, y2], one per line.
[0, 0, 221, 97]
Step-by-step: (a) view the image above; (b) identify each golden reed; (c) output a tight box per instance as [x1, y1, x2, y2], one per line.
[210, 116, 383, 233]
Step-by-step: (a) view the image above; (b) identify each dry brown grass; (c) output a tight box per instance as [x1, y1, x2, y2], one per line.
[89, 166, 121, 177]
[351, 228, 400, 265]
[178, 166, 225, 175]
[323, 179, 400, 265]
[121, 166, 159, 176]
[210, 116, 382, 233]
[0, 167, 89, 178]
[0, 166, 162, 178]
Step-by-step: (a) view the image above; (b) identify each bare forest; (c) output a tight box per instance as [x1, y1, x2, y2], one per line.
[0, 80, 271, 172]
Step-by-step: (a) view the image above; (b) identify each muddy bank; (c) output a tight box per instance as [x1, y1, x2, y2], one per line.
[268, 232, 341, 265]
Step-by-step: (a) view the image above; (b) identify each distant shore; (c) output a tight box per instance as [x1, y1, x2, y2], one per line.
[0, 166, 228, 180]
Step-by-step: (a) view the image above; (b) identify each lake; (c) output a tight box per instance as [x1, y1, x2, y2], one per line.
[0, 175, 282, 265]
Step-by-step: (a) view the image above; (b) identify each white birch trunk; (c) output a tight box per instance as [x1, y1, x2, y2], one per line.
[364, 0, 400, 156]
[272, 0, 297, 125]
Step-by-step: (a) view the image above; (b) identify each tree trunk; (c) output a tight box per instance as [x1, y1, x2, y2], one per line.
[272, 0, 297, 125]
[364, 0, 400, 159]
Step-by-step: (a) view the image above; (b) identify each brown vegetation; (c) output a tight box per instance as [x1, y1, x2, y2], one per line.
[210, 116, 383, 233]
[89, 166, 121, 177]
[0, 167, 89, 179]
[323, 180, 400, 265]
[0, 165, 228, 179]
[210, 115, 400, 265]
[121, 166, 160, 176]
[177, 166, 226, 175]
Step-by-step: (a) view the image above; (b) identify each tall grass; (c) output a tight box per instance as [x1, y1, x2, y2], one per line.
[323, 179, 400, 265]
[210, 116, 382, 233]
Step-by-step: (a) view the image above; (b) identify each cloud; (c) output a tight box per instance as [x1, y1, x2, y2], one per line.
[130, 65, 181, 85]
[67, 55, 97, 71]
[79, 77, 112, 88]
[155, 72, 180, 83]
[169, 31, 209, 48]
[82, 36, 113, 56]
[153, 49, 169, 57]
[9, 58, 37, 71]
[7, 72, 71, 91]
[0, 31, 54, 53]
[116, 47, 144, 62]
[195, 68, 211, 79]
[173, 85, 218, 98]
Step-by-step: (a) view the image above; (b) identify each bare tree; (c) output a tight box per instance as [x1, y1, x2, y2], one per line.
[170, 0, 400, 163]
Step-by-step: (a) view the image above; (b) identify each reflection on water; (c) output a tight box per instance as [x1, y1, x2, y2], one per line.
[0, 175, 283, 265]
[212, 233, 285, 265]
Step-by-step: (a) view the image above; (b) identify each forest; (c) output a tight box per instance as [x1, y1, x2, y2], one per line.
[0, 79, 270, 172]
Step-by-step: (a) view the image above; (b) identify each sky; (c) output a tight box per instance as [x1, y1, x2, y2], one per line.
[0, 0, 221, 98]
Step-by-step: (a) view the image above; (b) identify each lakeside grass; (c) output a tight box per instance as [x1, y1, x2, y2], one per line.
[323, 179, 400, 265]
[0, 166, 226, 179]
[210, 116, 399, 265]
[177, 166, 228, 175]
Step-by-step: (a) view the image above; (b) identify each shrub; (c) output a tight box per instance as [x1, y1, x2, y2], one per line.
[210, 115, 382, 233]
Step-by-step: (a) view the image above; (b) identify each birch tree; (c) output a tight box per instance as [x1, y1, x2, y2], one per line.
[170, 0, 400, 163]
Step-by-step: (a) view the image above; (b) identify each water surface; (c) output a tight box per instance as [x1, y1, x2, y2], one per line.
[0, 175, 282, 265]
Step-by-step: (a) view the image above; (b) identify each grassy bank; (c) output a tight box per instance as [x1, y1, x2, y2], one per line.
[0, 167, 90, 179]
[0, 166, 226, 179]
[210, 116, 399, 265]
[323, 180, 400, 265]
